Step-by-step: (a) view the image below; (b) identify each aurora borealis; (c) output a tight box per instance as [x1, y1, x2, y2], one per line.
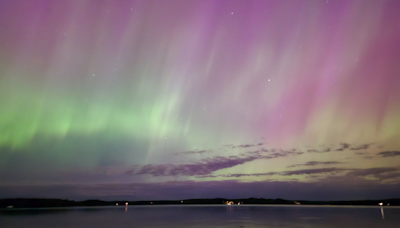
[1, 0, 400, 201]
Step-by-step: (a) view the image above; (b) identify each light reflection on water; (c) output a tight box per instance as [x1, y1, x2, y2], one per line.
[1, 205, 399, 228]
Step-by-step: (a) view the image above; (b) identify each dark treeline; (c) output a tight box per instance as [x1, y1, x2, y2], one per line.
[1, 198, 399, 209]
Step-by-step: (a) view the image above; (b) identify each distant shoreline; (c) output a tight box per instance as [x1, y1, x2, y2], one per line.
[1, 198, 399, 209]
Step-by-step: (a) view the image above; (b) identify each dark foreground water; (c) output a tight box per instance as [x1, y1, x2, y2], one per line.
[1, 205, 399, 228]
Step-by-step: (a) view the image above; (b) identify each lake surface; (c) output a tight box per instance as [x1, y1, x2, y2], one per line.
[1, 205, 399, 228]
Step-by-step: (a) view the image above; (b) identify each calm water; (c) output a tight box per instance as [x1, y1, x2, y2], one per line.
[1, 205, 399, 228]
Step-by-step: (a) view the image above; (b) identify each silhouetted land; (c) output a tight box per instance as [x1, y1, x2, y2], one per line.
[1, 198, 399, 209]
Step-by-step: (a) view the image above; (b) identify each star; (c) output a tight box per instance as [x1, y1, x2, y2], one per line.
[268, 79, 271, 81]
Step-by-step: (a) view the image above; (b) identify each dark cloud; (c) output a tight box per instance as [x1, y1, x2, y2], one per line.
[236, 143, 264, 148]
[223, 143, 264, 149]
[127, 155, 262, 177]
[204, 168, 345, 178]
[210, 172, 279, 178]
[119, 165, 397, 187]
[175, 150, 213, 155]
[127, 149, 300, 177]
[335, 143, 351, 151]
[204, 167, 400, 182]
[350, 144, 372, 150]
[378, 151, 400, 157]
[347, 167, 400, 180]
[342, 143, 351, 149]
[282, 168, 341, 176]
[300, 167, 400, 180]
[288, 161, 344, 168]
[236, 144, 255, 148]
[303, 142, 377, 153]
[307, 148, 331, 153]
[305, 142, 376, 153]
[377, 172, 400, 180]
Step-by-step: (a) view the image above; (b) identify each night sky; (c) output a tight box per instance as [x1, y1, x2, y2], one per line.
[1, 0, 400, 201]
